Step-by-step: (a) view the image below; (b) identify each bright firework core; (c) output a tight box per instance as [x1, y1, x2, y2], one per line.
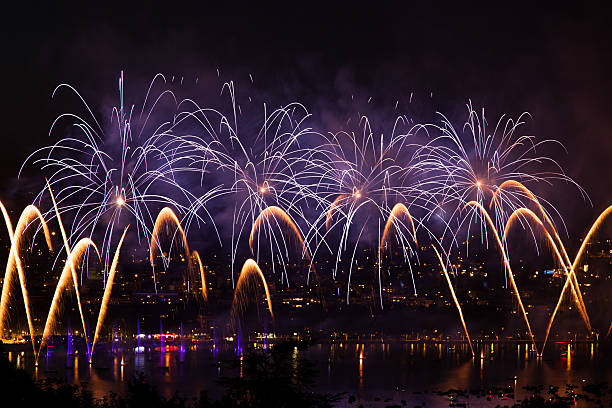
[116, 196, 125, 206]
[259, 186, 267, 194]
[353, 190, 362, 199]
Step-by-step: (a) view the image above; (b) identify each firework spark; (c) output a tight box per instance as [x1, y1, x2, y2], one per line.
[0, 203, 52, 353]
[1, 74, 602, 353]
[20, 72, 203, 286]
[231, 258, 274, 329]
[432, 246, 474, 356]
[91, 226, 129, 362]
[37, 238, 99, 365]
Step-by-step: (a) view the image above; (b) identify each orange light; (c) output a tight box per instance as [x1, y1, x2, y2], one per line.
[116, 196, 125, 206]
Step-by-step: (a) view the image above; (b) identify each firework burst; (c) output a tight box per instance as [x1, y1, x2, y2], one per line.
[20, 72, 207, 285]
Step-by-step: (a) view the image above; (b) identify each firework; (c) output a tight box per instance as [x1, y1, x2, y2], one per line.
[20, 72, 202, 285]
[249, 205, 312, 271]
[0, 203, 52, 354]
[162, 83, 321, 288]
[191, 250, 208, 302]
[231, 258, 274, 328]
[432, 246, 474, 356]
[465, 201, 537, 353]
[423, 104, 585, 258]
[503, 207, 589, 328]
[377, 203, 418, 307]
[91, 226, 129, 362]
[48, 184, 91, 357]
[150, 207, 191, 292]
[1, 73, 602, 353]
[37, 238, 99, 365]
[541, 205, 612, 353]
[305, 114, 436, 305]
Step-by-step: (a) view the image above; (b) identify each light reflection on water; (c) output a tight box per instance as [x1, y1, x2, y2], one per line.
[7, 341, 611, 406]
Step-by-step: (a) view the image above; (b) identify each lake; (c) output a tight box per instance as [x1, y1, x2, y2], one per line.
[6, 340, 611, 407]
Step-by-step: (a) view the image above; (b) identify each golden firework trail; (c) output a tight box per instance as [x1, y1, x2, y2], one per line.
[377, 203, 417, 308]
[191, 250, 208, 302]
[90, 226, 129, 362]
[249, 206, 306, 254]
[466, 201, 538, 353]
[0, 203, 52, 354]
[432, 246, 474, 357]
[231, 259, 274, 327]
[47, 182, 91, 357]
[540, 205, 612, 353]
[503, 207, 589, 330]
[325, 194, 347, 231]
[250, 205, 320, 285]
[379, 203, 417, 251]
[150, 207, 191, 292]
[494, 180, 589, 328]
[37, 238, 99, 365]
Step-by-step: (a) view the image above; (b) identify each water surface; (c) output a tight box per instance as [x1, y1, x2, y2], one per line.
[7, 340, 611, 407]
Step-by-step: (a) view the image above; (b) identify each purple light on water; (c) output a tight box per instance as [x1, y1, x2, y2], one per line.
[136, 319, 143, 353]
[212, 326, 218, 358]
[159, 318, 165, 367]
[46, 337, 51, 367]
[236, 324, 243, 355]
[67, 320, 73, 367]
[67, 320, 73, 355]
[179, 322, 185, 363]
[160, 318, 164, 351]
[111, 323, 115, 355]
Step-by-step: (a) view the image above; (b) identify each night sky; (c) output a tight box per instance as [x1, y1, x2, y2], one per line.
[3, 2, 612, 243]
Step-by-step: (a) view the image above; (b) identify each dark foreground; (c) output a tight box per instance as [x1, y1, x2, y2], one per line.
[1, 341, 611, 408]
